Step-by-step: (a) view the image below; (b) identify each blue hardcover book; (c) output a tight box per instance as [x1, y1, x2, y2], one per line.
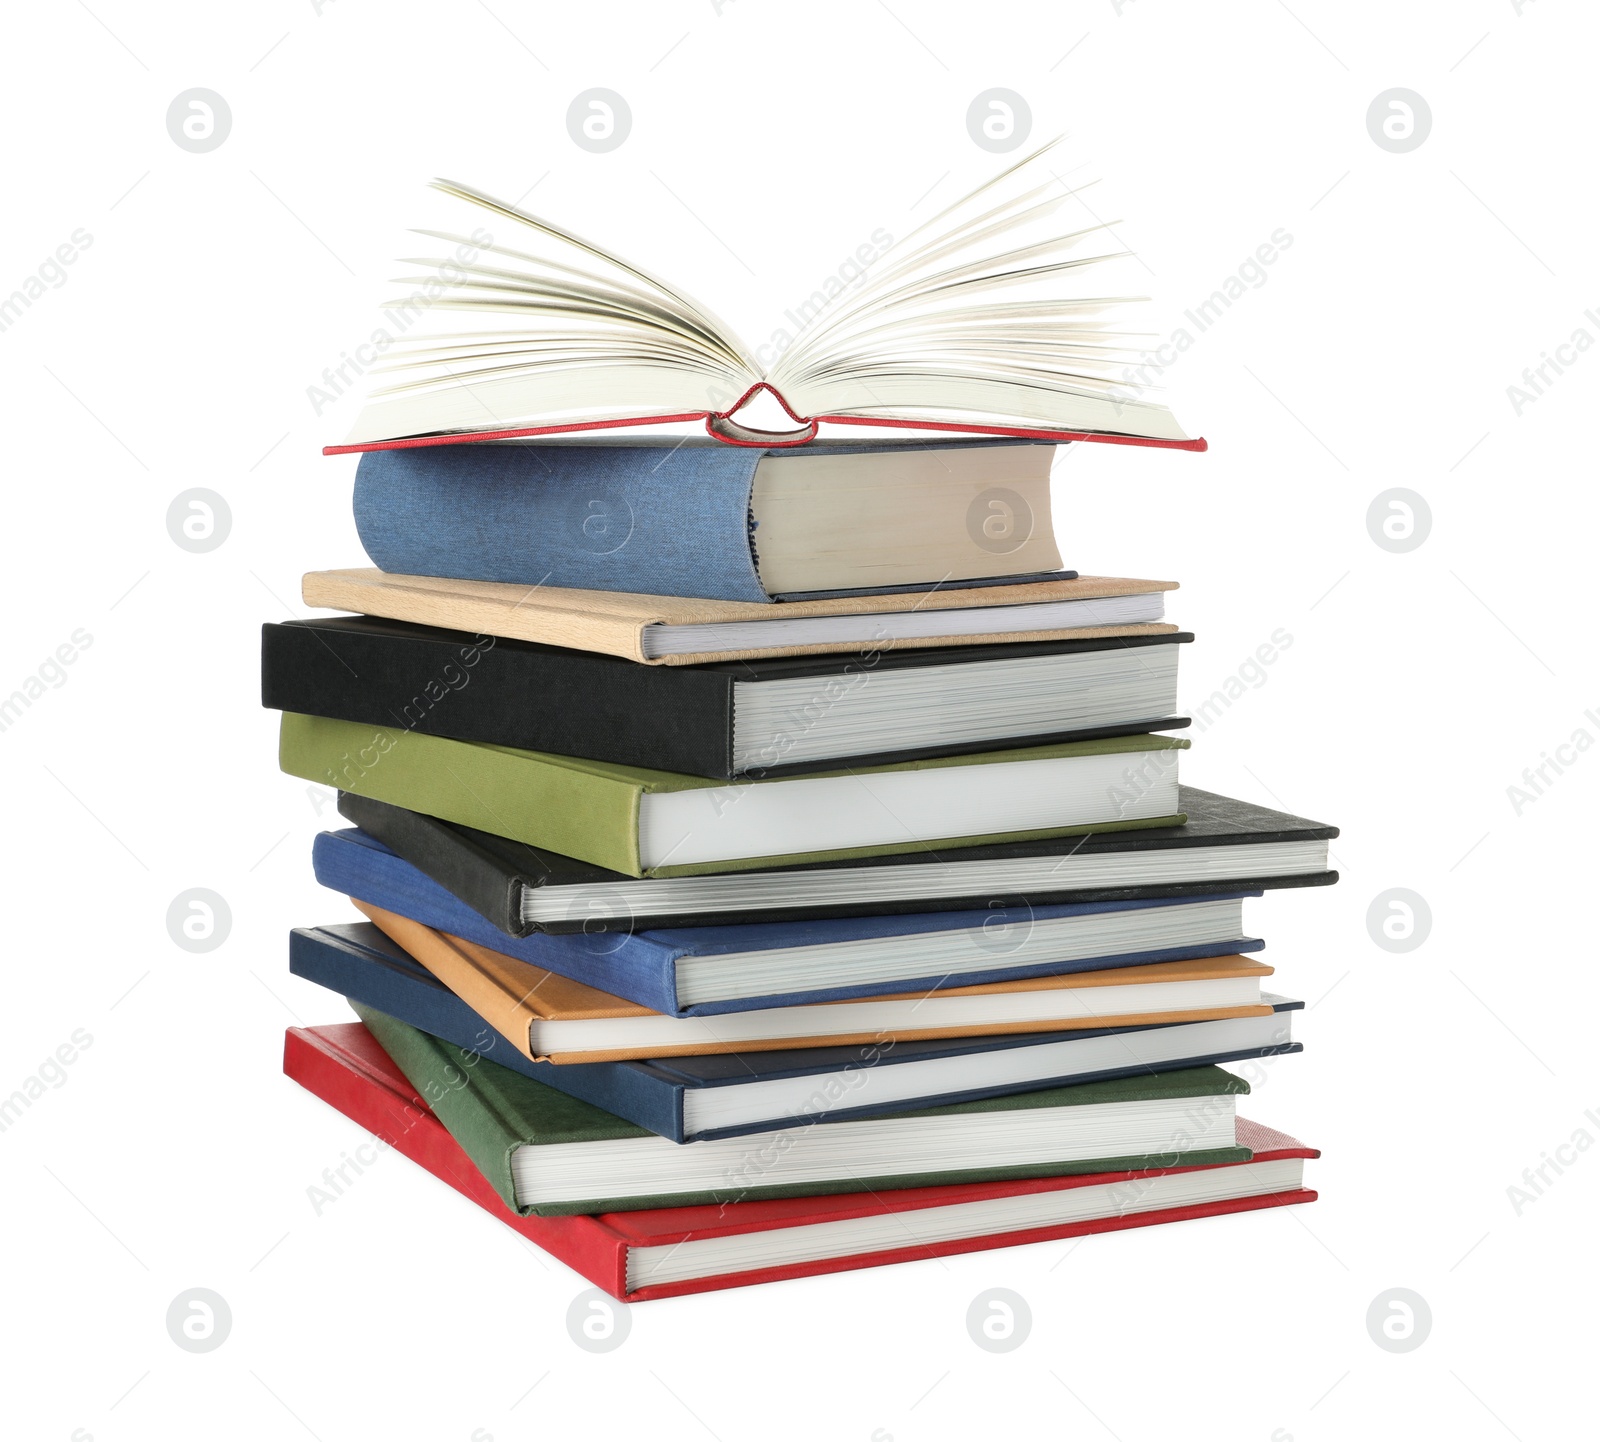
[352, 439, 1073, 602]
[290, 922, 1304, 1143]
[312, 828, 1265, 1018]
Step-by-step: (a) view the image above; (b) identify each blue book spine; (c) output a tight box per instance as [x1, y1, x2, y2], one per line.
[288, 927, 689, 1141]
[291, 925, 1305, 1145]
[312, 830, 686, 1013]
[312, 829, 1267, 1018]
[353, 443, 770, 602]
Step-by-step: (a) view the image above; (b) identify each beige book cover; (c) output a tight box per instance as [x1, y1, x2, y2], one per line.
[302, 568, 1179, 666]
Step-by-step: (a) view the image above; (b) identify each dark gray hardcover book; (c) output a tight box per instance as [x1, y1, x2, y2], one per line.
[336, 786, 1338, 936]
[262, 615, 1190, 780]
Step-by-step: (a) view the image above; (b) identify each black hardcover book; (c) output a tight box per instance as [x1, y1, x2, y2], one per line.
[261, 615, 1191, 780]
[336, 786, 1339, 936]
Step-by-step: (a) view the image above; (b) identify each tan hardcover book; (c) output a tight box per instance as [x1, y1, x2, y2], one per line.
[301, 568, 1179, 666]
[353, 901, 1273, 1066]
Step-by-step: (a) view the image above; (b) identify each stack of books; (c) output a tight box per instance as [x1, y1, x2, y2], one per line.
[267, 147, 1337, 1302]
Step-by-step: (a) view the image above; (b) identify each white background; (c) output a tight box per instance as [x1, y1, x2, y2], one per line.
[2, 1, 1596, 1438]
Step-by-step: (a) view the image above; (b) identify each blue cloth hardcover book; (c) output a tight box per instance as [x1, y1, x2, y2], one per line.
[289, 922, 1304, 1143]
[352, 439, 1072, 602]
[311, 828, 1264, 1018]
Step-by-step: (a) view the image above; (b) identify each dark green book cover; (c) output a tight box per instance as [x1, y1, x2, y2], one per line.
[353, 1003, 1251, 1217]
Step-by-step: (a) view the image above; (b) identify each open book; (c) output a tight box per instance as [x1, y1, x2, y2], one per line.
[327, 139, 1202, 455]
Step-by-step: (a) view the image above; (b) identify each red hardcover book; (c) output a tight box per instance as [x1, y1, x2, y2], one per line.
[322, 141, 1207, 459]
[324, 379, 1208, 457]
[284, 1022, 1317, 1303]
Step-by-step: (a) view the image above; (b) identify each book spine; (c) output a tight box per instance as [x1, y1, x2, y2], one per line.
[352, 444, 771, 602]
[531, 1062, 688, 1146]
[336, 793, 527, 936]
[265, 622, 742, 780]
[298, 570, 658, 665]
[282, 1027, 630, 1297]
[281, 712, 647, 875]
[309, 832, 684, 1014]
[351, 1002, 527, 1212]
[287, 930, 688, 1142]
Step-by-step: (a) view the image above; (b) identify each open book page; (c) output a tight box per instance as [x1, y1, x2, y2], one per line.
[768, 141, 1189, 440]
[338, 140, 1194, 449]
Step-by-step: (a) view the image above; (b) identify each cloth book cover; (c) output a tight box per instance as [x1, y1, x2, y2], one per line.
[262, 616, 1191, 780]
[299, 568, 1180, 667]
[349, 1000, 1253, 1215]
[289, 920, 1306, 1143]
[280, 713, 1189, 878]
[284, 1022, 1315, 1302]
[347, 899, 1275, 1063]
[311, 826, 1262, 1016]
[333, 787, 1337, 936]
[352, 440, 1073, 603]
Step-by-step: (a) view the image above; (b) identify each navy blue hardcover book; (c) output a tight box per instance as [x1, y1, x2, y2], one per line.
[290, 922, 1304, 1143]
[352, 439, 1073, 602]
[311, 828, 1264, 1018]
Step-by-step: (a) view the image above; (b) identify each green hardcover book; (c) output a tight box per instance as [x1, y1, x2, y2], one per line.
[280, 712, 1188, 878]
[353, 1002, 1251, 1216]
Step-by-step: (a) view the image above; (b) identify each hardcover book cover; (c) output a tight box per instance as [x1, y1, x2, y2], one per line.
[262, 615, 1191, 780]
[283, 1021, 1315, 1303]
[334, 787, 1337, 935]
[350, 904, 1275, 1064]
[350, 1000, 1253, 1215]
[310, 826, 1262, 1016]
[352, 440, 1074, 602]
[300, 567, 1181, 666]
[288, 919, 1306, 1143]
[279, 713, 1188, 878]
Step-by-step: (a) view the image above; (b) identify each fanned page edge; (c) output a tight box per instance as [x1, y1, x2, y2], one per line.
[603, 1121, 1317, 1248]
[326, 146, 1207, 455]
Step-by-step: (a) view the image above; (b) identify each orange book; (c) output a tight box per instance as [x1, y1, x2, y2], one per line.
[352, 901, 1273, 1066]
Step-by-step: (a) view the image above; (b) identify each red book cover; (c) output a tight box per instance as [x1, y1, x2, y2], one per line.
[323, 146, 1210, 461]
[322, 380, 1210, 456]
[284, 1022, 1317, 1303]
